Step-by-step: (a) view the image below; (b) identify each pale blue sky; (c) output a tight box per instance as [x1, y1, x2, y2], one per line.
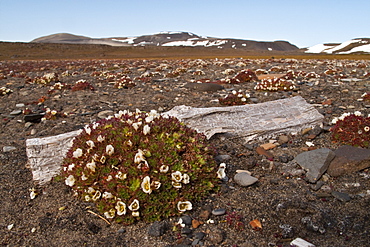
[0, 0, 369, 48]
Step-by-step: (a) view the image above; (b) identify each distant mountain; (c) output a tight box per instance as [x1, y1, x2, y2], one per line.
[305, 38, 370, 54]
[31, 31, 299, 51]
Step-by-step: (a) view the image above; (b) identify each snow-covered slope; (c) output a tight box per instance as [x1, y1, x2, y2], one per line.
[305, 38, 370, 54]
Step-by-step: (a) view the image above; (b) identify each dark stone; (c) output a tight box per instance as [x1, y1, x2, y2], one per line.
[331, 191, 351, 202]
[194, 231, 206, 240]
[147, 221, 168, 237]
[181, 226, 192, 235]
[214, 154, 231, 163]
[184, 82, 223, 92]
[180, 215, 193, 226]
[24, 113, 45, 123]
[87, 222, 101, 234]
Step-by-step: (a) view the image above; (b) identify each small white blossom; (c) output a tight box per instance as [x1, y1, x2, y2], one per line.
[116, 201, 126, 215]
[29, 188, 37, 199]
[134, 149, 146, 164]
[159, 165, 169, 173]
[364, 126, 370, 132]
[172, 181, 182, 188]
[67, 163, 75, 171]
[92, 190, 101, 201]
[84, 126, 92, 135]
[102, 192, 114, 199]
[132, 211, 140, 217]
[128, 199, 140, 211]
[100, 156, 106, 164]
[141, 176, 152, 194]
[116, 171, 127, 180]
[81, 173, 88, 181]
[104, 209, 116, 219]
[65, 175, 76, 187]
[177, 201, 192, 212]
[305, 141, 315, 147]
[354, 111, 362, 116]
[97, 135, 105, 142]
[87, 187, 95, 194]
[182, 173, 190, 184]
[86, 160, 96, 172]
[171, 171, 183, 182]
[86, 140, 95, 149]
[73, 148, 83, 158]
[143, 125, 150, 135]
[217, 163, 227, 179]
[106, 144, 114, 155]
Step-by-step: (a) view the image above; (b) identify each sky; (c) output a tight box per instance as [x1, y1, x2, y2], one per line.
[0, 0, 369, 48]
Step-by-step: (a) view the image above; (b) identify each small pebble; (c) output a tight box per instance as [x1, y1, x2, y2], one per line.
[16, 103, 25, 108]
[3, 146, 16, 152]
[117, 228, 126, 234]
[331, 191, 351, 202]
[211, 208, 226, 216]
[234, 172, 258, 186]
[180, 215, 192, 226]
[10, 109, 22, 115]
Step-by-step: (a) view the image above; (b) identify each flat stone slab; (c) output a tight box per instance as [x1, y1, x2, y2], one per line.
[327, 145, 370, 177]
[164, 96, 324, 141]
[295, 148, 336, 183]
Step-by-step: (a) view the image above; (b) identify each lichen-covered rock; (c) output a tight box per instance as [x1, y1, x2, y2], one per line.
[62, 110, 219, 224]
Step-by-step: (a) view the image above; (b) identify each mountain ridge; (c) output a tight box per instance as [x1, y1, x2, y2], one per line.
[30, 32, 299, 52]
[305, 38, 370, 54]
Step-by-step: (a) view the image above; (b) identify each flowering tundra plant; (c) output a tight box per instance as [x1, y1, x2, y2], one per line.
[62, 110, 219, 224]
[330, 111, 370, 148]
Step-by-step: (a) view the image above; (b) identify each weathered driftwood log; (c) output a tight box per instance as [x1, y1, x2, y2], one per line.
[26, 96, 323, 184]
[26, 130, 82, 185]
[163, 96, 324, 141]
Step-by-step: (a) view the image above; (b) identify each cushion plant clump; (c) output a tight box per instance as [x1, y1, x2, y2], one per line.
[62, 109, 219, 224]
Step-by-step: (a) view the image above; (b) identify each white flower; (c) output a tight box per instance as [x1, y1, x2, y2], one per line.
[116, 171, 127, 180]
[132, 211, 140, 217]
[87, 187, 95, 194]
[159, 165, 169, 173]
[182, 173, 190, 184]
[172, 181, 182, 188]
[51, 110, 57, 115]
[73, 148, 83, 158]
[106, 144, 114, 155]
[84, 195, 91, 201]
[134, 149, 146, 164]
[354, 111, 362, 116]
[217, 163, 227, 179]
[128, 199, 140, 211]
[104, 209, 116, 219]
[126, 140, 133, 146]
[81, 173, 88, 181]
[116, 201, 126, 215]
[97, 135, 105, 142]
[365, 126, 370, 132]
[132, 122, 142, 130]
[92, 190, 101, 201]
[29, 188, 37, 199]
[86, 140, 95, 149]
[171, 171, 183, 182]
[151, 180, 161, 190]
[331, 117, 338, 125]
[84, 126, 91, 135]
[100, 156, 106, 164]
[67, 163, 75, 171]
[107, 175, 113, 181]
[86, 160, 96, 172]
[177, 201, 192, 212]
[102, 192, 114, 199]
[145, 115, 154, 123]
[143, 125, 150, 135]
[65, 175, 76, 187]
[141, 176, 152, 194]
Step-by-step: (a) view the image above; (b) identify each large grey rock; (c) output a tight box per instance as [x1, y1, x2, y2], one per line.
[327, 145, 370, 177]
[295, 148, 335, 183]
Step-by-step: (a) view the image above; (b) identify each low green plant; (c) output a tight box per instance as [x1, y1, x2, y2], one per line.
[62, 110, 219, 224]
[330, 111, 370, 148]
